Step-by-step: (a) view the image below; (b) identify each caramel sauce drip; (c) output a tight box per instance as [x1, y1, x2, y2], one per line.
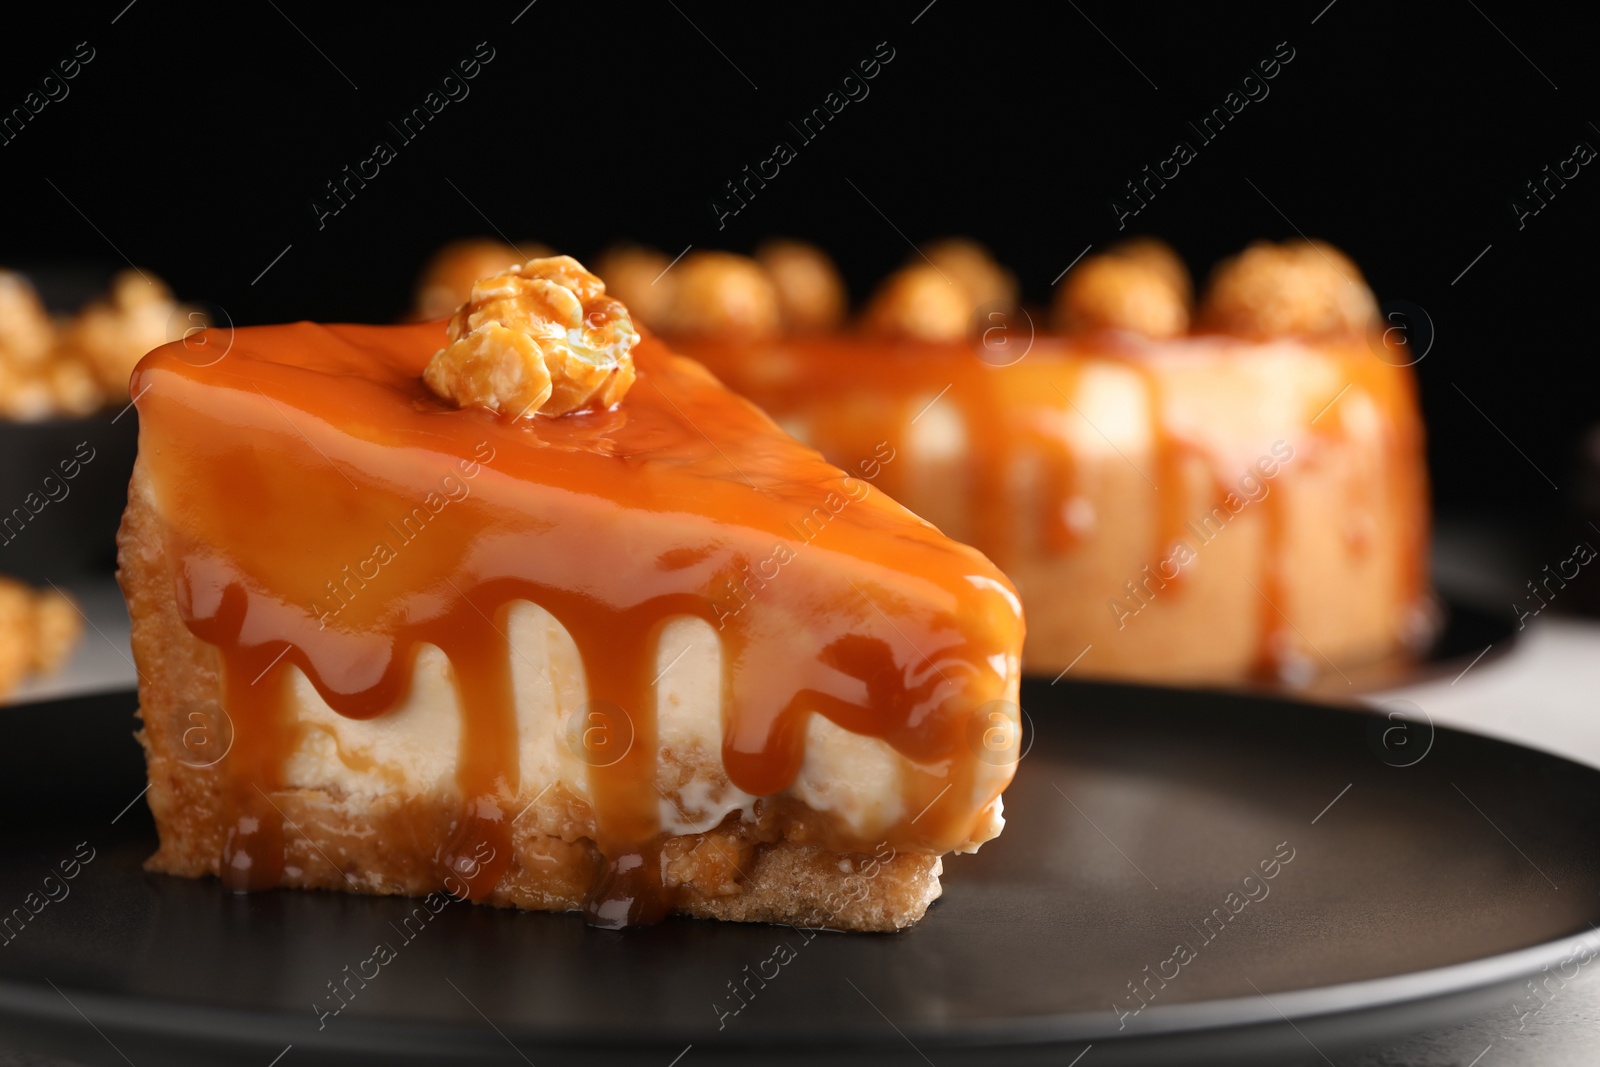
[1127, 362, 1194, 592]
[1250, 477, 1289, 677]
[1033, 416, 1081, 555]
[133, 322, 1021, 925]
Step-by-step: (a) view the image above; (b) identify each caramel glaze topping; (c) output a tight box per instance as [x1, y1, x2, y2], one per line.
[676, 330, 1428, 681]
[131, 321, 1023, 926]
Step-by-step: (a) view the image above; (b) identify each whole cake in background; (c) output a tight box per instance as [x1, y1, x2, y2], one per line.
[411, 237, 1431, 685]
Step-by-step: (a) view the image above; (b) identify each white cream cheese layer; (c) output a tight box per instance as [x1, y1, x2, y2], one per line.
[276, 605, 998, 846]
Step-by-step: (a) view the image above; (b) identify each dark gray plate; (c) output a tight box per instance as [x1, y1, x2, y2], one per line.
[1, 682, 1595, 1066]
[1274, 595, 1517, 700]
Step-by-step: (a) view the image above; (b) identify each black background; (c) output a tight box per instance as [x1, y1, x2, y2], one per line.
[2, 1, 1594, 527]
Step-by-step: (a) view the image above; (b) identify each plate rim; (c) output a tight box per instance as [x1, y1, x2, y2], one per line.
[0, 928, 1590, 1054]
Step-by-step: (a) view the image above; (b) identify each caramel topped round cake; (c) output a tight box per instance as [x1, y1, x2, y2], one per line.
[629, 239, 1430, 685]
[119, 257, 1024, 930]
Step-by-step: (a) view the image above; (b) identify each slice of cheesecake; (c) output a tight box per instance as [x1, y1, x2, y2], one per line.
[118, 257, 1024, 930]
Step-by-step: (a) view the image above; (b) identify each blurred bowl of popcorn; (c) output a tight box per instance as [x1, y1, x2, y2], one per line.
[0, 266, 203, 580]
[0, 577, 83, 701]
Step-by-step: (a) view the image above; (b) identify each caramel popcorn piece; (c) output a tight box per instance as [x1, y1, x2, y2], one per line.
[30, 588, 83, 675]
[922, 238, 1018, 311]
[423, 255, 638, 418]
[1199, 239, 1377, 337]
[756, 239, 847, 333]
[593, 244, 675, 329]
[0, 271, 55, 367]
[0, 362, 56, 422]
[413, 238, 547, 321]
[47, 358, 105, 417]
[1, 266, 194, 419]
[0, 580, 33, 696]
[63, 270, 204, 395]
[1055, 239, 1191, 338]
[863, 263, 971, 342]
[662, 252, 781, 340]
[0, 579, 83, 698]
[1109, 237, 1192, 304]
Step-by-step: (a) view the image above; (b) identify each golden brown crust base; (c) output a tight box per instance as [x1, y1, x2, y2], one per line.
[118, 458, 941, 931]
